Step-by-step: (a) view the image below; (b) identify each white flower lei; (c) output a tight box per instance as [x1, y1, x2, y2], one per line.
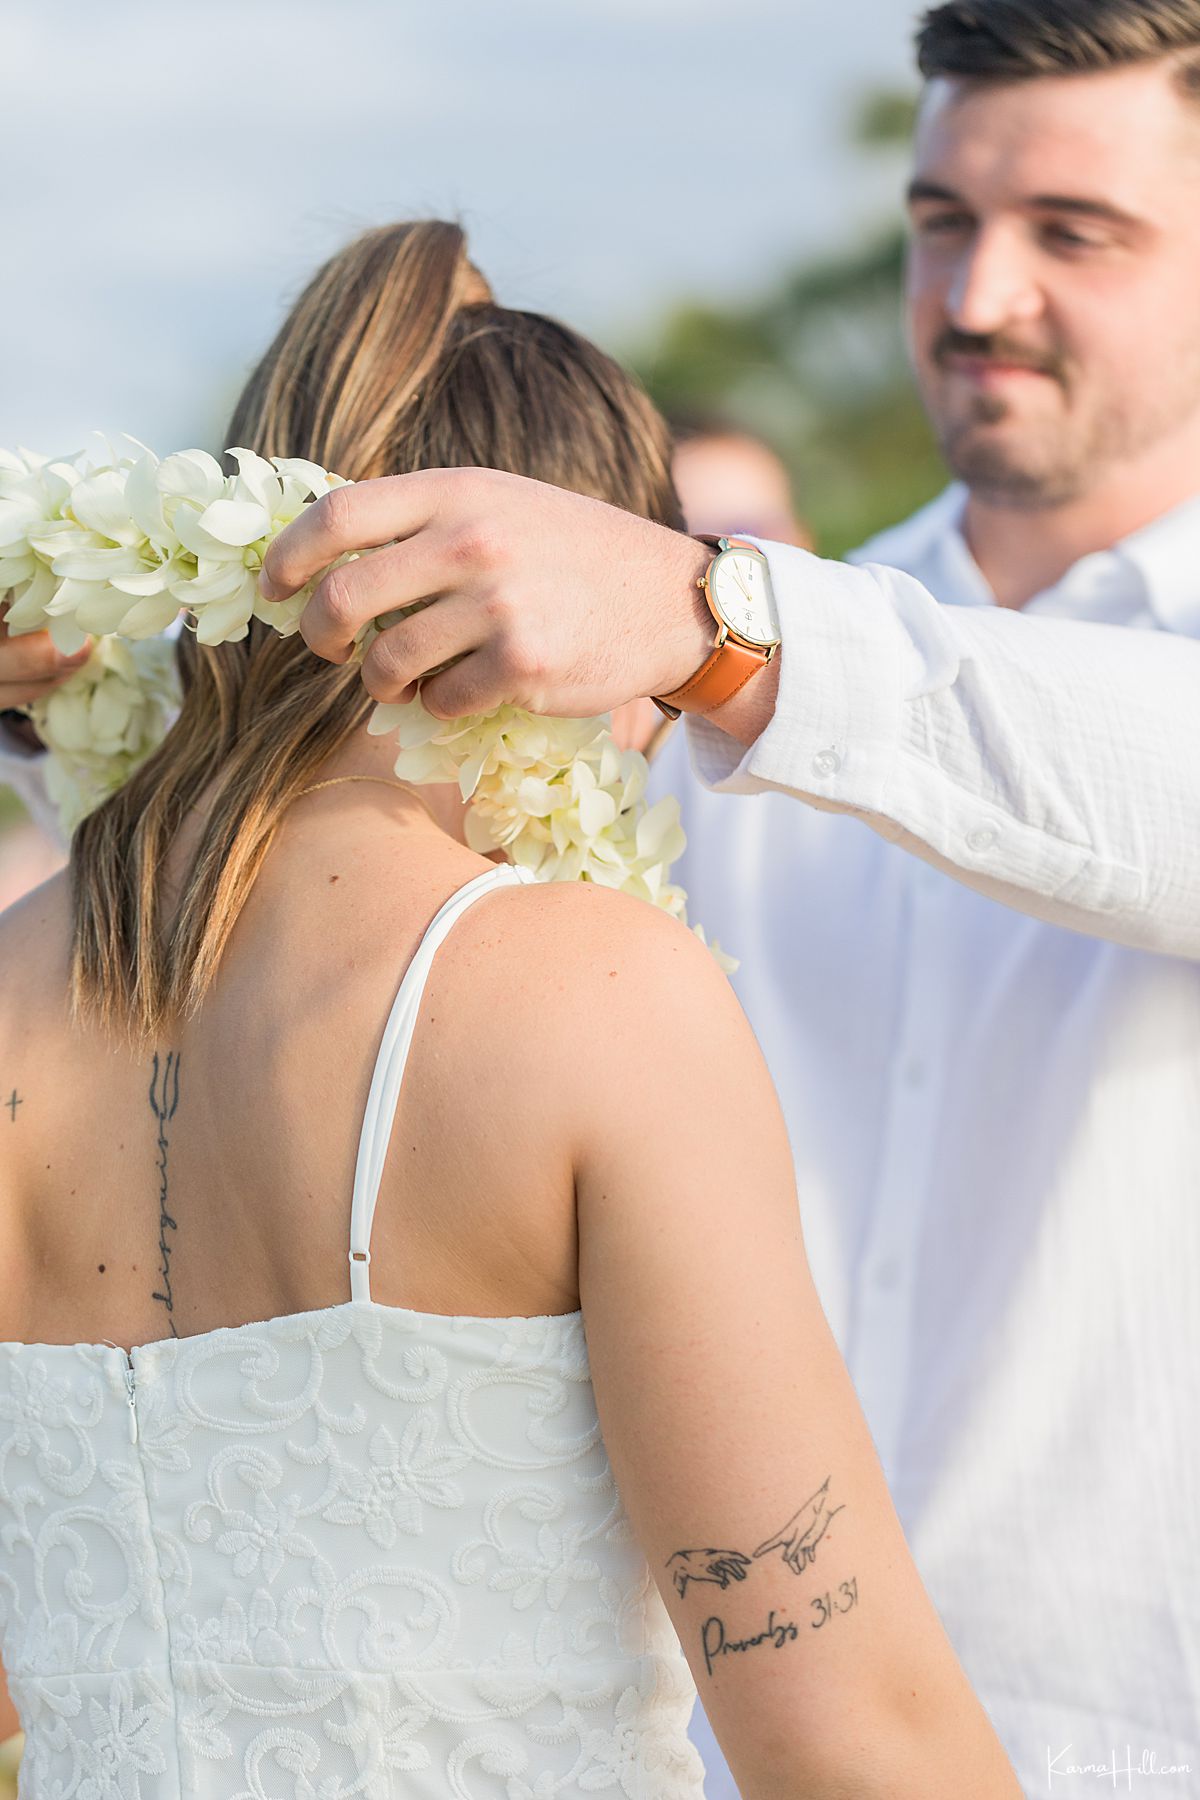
[1, 442, 734, 967]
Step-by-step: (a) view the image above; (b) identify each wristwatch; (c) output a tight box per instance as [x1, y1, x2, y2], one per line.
[653, 535, 781, 720]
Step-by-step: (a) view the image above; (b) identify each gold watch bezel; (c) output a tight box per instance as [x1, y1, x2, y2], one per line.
[701, 539, 781, 653]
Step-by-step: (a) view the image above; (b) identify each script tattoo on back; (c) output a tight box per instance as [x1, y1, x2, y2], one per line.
[148, 1050, 182, 1336]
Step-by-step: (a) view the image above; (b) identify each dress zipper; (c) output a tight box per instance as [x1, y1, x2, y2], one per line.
[101, 1342, 139, 1444]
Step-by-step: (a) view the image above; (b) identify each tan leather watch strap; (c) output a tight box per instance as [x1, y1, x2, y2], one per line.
[654, 535, 773, 719]
[656, 636, 769, 717]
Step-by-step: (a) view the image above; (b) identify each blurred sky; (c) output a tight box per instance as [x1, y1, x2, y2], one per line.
[2, 0, 916, 455]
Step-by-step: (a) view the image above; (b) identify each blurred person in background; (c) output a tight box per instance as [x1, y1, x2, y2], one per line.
[669, 411, 812, 550]
[243, 2, 1200, 1791]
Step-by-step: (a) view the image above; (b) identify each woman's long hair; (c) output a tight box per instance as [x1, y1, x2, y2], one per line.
[69, 221, 682, 1039]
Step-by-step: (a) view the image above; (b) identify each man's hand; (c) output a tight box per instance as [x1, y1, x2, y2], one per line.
[0, 603, 90, 729]
[258, 468, 715, 720]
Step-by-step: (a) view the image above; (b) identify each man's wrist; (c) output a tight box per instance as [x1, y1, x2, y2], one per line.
[655, 535, 718, 697]
[700, 649, 781, 747]
[651, 535, 783, 738]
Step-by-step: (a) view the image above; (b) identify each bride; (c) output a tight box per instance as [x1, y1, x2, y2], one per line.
[0, 222, 1018, 1798]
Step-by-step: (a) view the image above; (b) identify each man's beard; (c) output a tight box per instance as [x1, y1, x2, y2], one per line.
[926, 326, 1085, 509]
[938, 393, 1089, 510]
[923, 325, 1200, 510]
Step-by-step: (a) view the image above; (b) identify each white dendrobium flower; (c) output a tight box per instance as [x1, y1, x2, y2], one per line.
[368, 698, 605, 797]
[157, 447, 348, 645]
[29, 636, 180, 833]
[1, 444, 186, 651]
[0, 447, 90, 650]
[1, 444, 349, 651]
[372, 691, 737, 966]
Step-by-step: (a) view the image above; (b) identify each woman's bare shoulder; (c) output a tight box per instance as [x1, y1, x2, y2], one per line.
[437, 874, 743, 1090]
[475, 876, 726, 1003]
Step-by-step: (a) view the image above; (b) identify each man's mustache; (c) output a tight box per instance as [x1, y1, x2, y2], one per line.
[934, 329, 1067, 383]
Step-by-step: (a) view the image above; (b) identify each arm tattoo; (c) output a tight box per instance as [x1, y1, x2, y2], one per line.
[667, 1549, 754, 1600]
[667, 1475, 845, 1593]
[753, 1477, 846, 1576]
[5, 1089, 21, 1122]
[148, 1050, 182, 1335]
[701, 1578, 860, 1679]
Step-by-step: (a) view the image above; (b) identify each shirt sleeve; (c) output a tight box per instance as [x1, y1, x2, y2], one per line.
[0, 727, 62, 846]
[686, 541, 1200, 960]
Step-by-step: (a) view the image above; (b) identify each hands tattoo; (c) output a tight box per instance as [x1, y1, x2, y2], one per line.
[753, 1477, 846, 1577]
[667, 1475, 845, 1592]
[667, 1548, 754, 1600]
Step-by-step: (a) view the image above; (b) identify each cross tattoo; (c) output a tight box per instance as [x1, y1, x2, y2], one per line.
[5, 1090, 21, 1122]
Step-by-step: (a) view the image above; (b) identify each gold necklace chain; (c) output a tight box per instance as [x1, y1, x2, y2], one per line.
[295, 774, 443, 828]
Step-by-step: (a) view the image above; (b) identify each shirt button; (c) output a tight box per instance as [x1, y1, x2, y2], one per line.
[873, 1256, 901, 1290]
[812, 749, 842, 778]
[966, 826, 998, 852]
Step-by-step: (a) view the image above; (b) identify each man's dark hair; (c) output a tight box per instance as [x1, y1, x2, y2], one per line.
[916, 0, 1200, 96]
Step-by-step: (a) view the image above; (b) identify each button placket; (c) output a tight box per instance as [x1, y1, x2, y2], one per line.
[847, 863, 951, 1477]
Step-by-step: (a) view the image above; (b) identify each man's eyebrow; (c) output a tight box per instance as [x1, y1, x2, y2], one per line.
[1025, 194, 1141, 228]
[906, 179, 961, 206]
[906, 178, 1141, 229]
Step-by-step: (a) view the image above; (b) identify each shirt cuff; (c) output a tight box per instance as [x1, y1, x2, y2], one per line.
[684, 541, 918, 809]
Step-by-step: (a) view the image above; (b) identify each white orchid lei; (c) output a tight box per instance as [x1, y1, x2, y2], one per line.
[0, 442, 733, 965]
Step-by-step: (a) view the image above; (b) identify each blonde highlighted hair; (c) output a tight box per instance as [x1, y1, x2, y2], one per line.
[69, 221, 682, 1039]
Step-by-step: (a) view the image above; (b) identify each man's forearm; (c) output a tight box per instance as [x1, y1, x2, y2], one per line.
[702, 653, 782, 747]
[691, 543, 1200, 960]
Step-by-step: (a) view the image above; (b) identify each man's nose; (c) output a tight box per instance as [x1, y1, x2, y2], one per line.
[944, 225, 1043, 336]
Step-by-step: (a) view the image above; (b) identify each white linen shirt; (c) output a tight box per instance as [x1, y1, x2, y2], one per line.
[653, 488, 1200, 1796]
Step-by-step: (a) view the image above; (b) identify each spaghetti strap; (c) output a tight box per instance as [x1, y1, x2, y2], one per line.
[348, 862, 536, 1301]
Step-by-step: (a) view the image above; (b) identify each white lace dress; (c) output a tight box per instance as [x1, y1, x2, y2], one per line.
[0, 866, 704, 1798]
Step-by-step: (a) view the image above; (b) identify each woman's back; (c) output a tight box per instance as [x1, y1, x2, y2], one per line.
[1, 790, 592, 1347]
[0, 796, 707, 1797]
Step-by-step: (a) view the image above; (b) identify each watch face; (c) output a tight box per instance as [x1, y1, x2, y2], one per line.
[710, 548, 781, 647]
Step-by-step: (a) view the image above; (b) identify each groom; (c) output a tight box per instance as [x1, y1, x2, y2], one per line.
[3, 0, 1200, 1788]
